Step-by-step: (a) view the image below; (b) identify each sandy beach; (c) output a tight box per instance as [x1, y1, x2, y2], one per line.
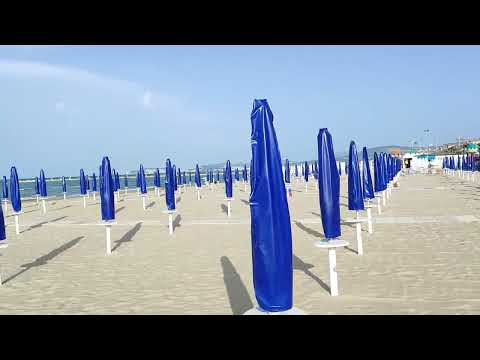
[1, 171, 480, 314]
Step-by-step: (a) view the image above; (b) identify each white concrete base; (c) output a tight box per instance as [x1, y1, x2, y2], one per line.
[244, 306, 306, 315]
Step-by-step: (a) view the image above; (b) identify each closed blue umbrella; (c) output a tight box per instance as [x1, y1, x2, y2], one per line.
[243, 164, 248, 182]
[285, 159, 290, 183]
[111, 170, 117, 192]
[39, 169, 47, 197]
[173, 165, 178, 191]
[62, 176, 67, 193]
[345, 160, 348, 175]
[373, 152, 382, 193]
[362, 147, 375, 199]
[10, 167, 21, 213]
[249, 99, 292, 312]
[235, 168, 240, 181]
[86, 175, 91, 191]
[2, 176, 8, 199]
[294, 163, 298, 177]
[100, 156, 115, 221]
[195, 164, 201, 188]
[139, 164, 147, 194]
[301, 163, 304, 177]
[136, 171, 140, 189]
[304, 161, 309, 182]
[189, 171, 192, 184]
[165, 159, 175, 210]
[0, 199, 5, 241]
[225, 160, 233, 198]
[216, 169, 220, 183]
[177, 167, 182, 187]
[116, 172, 121, 192]
[338, 162, 342, 176]
[80, 169, 87, 195]
[348, 141, 364, 211]
[92, 173, 97, 192]
[317, 128, 341, 239]
[35, 177, 40, 196]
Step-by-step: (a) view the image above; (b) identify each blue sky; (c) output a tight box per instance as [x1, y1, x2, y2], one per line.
[0, 45, 478, 177]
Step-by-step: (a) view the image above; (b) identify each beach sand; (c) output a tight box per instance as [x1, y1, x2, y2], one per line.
[1, 172, 480, 314]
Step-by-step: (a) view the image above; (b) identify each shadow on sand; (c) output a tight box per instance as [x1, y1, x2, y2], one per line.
[2, 236, 84, 284]
[112, 223, 142, 252]
[220, 256, 254, 315]
[221, 204, 228, 214]
[293, 254, 330, 293]
[23, 216, 68, 233]
[173, 215, 181, 230]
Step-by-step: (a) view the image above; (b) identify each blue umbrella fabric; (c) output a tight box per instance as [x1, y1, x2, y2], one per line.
[35, 177, 40, 195]
[225, 160, 233, 199]
[39, 169, 47, 197]
[373, 152, 382, 192]
[294, 163, 298, 177]
[348, 141, 365, 211]
[80, 169, 87, 196]
[285, 159, 290, 183]
[317, 128, 341, 239]
[173, 165, 178, 191]
[100, 156, 115, 221]
[2, 176, 8, 200]
[165, 159, 176, 211]
[92, 173, 97, 192]
[10, 167, 21, 213]
[62, 176, 67, 193]
[86, 175, 91, 191]
[139, 165, 147, 195]
[304, 161, 309, 182]
[362, 147, 375, 199]
[235, 168, 240, 181]
[195, 164, 201, 188]
[249, 99, 292, 312]
[243, 164, 248, 182]
[0, 199, 5, 241]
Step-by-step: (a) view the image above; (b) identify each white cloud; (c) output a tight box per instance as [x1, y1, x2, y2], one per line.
[55, 101, 65, 112]
[0, 60, 182, 110]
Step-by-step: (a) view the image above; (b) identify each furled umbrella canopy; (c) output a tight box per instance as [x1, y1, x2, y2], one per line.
[62, 176, 67, 193]
[139, 164, 147, 194]
[100, 156, 115, 221]
[165, 159, 176, 210]
[249, 99, 292, 312]
[195, 164, 201, 188]
[294, 163, 298, 177]
[373, 152, 382, 192]
[284, 159, 290, 183]
[348, 141, 365, 211]
[92, 173, 97, 192]
[10, 167, 21, 213]
[225, 160, 233, 199]
[39, 169, 47, 197]
[304, 161, 309, 182]
[173, 165, 178, 191]
[35, 176, 40, 195]
[243, 164, 248, 182]
[0, 199, 5, 241]
[2, 176, 8, 199]
[338, 162, 342, 176]
[86, 175, 91, 191]
[79, 169, 87, 196]
[317, 128, 341, 239]
[362, 147, 375, 199]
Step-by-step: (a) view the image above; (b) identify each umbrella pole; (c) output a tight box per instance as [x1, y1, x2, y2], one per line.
[106, 225, 112, 255]
[305, 182, 308, 193]
[377, 197, 382, 214]
[42, 199, 46, 214]
[125, 188, 128, 195]
[93, 192, 96, 201]
[197, 189, 200, 200]
[15, 214, 20, 235]
[244, 182, 247, 192]
[367, 206, 373, 234]
[328, 248, 339, 296]
[169, 214, 173, 235]
[3, 199, 7, 216]
[36, 195, 39, 204]
[382, 191, 386, 206]
[142, 196, 146, 211]
[227, 200, 231, 217]
[83, 196, 86, 208]
[63, 192, 66, 200]
[356, 211, 363, 255]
